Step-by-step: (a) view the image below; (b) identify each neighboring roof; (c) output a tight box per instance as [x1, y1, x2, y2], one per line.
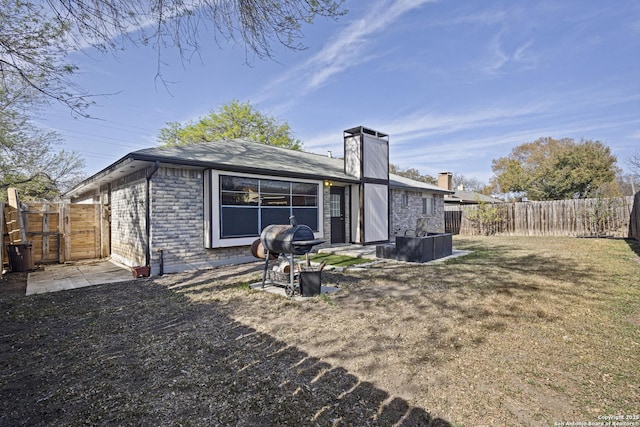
[66, 139, 451, 198]
[445, 189, 504, 204]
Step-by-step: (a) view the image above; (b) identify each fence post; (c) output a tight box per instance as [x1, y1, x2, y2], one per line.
[100, 204, 109, 258]
[630, 192, 640, 240]
[58, 203, 69, 263]
[93, 204, 99, 258]
[7, 188, 27, 243]
[1, 202, 4, 272]
[42, 202, 49, 261]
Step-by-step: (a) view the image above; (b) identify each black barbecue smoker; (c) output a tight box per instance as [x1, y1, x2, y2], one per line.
[251, 216, 325, 297]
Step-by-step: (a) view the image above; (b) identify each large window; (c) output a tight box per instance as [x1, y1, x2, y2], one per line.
[220, 175, 319, 238]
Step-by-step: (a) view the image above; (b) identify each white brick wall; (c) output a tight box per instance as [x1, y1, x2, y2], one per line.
[149, 167, 255, 274]
[110, 170, 147, 267]
[390, 189, 445, 238]
[90, 166, 447, 274]
[107, 167, 256, 274]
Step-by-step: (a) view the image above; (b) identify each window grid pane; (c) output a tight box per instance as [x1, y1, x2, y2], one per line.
[221, 176, 258, 192]
[220, 207, 259, 237]
[330, 194, 341, 217]
[221, 191, 259, 206]
[292, 195, 317, 207]
[292, 182, 318, 195]
[260, 193, 290, 206]
[260, 180, 290, 194]
[220, 175, 319, 237]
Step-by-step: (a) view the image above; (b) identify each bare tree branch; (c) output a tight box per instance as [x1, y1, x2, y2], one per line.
[1, 109, 85, 200]
[1, 0, 346, 115]
[628, 150, 640, 178]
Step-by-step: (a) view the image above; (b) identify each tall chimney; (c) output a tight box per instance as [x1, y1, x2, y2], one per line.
[343, 126, 390, 244]
[438, 172, 453, 191]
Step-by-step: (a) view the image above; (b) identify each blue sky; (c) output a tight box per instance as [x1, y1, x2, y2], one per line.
[37, 0, 640, 184]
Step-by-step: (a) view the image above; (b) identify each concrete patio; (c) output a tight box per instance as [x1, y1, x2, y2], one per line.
[26, 259, 134, 295]
[316, 244, 378, 259]
[317, 243, 470, 264]
[23, 245, 471, 296]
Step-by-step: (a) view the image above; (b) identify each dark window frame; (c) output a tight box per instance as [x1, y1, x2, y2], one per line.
[401, 192, 409, 207]
[422, 195, 436, 216]
[219, 175, 319, 238]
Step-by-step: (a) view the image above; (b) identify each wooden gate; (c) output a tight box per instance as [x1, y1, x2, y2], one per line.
[59, 203, 110, 262]
[2, 201, 110, 266]
[26, 203, 61, 263]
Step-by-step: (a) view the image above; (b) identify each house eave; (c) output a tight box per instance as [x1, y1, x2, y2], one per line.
[389, 183, 454, 194]
[64, 154, 144, 200]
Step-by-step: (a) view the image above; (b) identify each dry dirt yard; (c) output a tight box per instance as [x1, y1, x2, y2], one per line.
[1, 236, 639, 426]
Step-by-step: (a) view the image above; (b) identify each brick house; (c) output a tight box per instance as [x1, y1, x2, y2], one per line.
[65, 126, 452, 275]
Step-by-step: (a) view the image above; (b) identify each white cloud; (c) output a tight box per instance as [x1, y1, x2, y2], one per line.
[388, 115, 640, 175]
[483, 35, 509, 74]
[296, 100, 640, 179]
[304, 0, 435, 89]
[513, 40, 533, 62]
[444, 9, 507, 27]
[256, 0, 435, 104]
[482, 34, 537, 74]
[381, 104, 547, 142]
[299, 103, 546, 159]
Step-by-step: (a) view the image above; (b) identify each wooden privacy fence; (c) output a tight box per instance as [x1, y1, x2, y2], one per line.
[445, 211, 462, 235]
[2, 202, 109, 267]
[446, 195, 638, 238]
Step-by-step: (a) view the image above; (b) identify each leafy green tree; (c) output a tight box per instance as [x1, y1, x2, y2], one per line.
[158, 100, 302, 150]
[491, 137, 619, 200]
[466, 200, 503, 236]
[1, 0, 345, 115]
[389, 164, 436, 184]
[0, 112, 85, 201]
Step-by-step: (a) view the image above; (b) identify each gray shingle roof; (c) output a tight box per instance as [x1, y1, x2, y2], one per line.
[132, 139, 358, 182]
[67, 139, 452, 197]
[387, 173, 452, 194]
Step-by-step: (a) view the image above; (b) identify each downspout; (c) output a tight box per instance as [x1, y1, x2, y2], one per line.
[145, 161, 160, 268]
